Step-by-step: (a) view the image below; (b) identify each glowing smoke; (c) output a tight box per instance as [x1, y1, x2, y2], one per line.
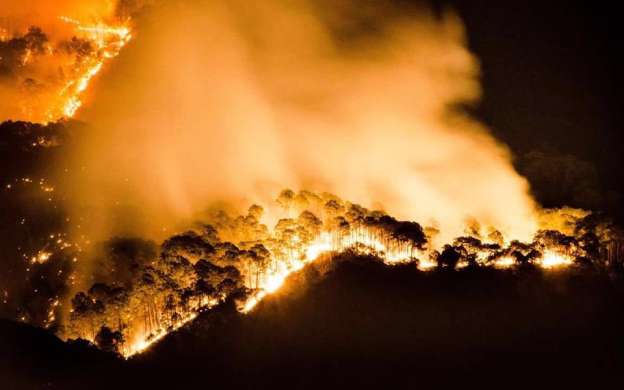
[57, 0, 537, 244]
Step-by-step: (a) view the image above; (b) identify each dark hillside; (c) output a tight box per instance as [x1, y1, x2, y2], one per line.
[3, 255, 624, 389]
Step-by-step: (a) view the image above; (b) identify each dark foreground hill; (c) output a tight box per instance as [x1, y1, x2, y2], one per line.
[0, 318, 123, 389]
[3, 255, 624, 389]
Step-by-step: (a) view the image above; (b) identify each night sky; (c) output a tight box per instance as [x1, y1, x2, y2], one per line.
[448, 0, 622, 217]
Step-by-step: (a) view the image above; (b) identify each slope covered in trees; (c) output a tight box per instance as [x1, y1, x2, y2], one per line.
[3, 254, 624, 388]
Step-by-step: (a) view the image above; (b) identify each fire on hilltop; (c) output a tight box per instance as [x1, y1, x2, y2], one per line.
[53, 189, 617, 358]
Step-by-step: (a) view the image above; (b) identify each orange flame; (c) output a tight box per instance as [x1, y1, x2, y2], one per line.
[55, 16, 132, 120]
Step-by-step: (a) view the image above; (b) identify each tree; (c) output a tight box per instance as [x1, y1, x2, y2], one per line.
[213, 242, 241, 267]
[299, 211, 322, 230]
[437, 245, 460, 270]
[161, 231, 215, 264]
[277, 189, 296, 215]
[94, 326, 124, 354]
[198, 224, 220, 245]
[92, 238, 157, 288]
[248, 204, 264, 220]
[392, 221, 427, 250]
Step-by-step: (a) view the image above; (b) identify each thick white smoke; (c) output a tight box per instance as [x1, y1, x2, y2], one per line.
[60, 0, 537, 243]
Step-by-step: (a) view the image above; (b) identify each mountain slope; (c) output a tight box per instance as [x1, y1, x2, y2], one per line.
[3, 255, 624, 389]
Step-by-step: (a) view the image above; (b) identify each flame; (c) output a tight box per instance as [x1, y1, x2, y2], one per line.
[122, 225, 423, 357]
[126, 312, 198, 356]
[34, 0, 591, 359]
[55, 16, 132, 120]
[241, 229, 420, 314]
[538, 250, 573, 269]
[31, 250, 52, 264]
[118, 219, 584, 359]
[123, 296, 220, 357]
[493, 256, 515, 269]
[0, 15, 133, 123]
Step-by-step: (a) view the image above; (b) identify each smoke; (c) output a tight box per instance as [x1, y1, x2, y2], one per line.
[59, 0, 537, 243]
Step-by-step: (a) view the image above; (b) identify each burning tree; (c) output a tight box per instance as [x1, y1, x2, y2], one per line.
[59, 189, 620, 357]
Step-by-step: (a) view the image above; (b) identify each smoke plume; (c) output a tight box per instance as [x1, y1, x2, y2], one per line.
[59, 0, 537, 244]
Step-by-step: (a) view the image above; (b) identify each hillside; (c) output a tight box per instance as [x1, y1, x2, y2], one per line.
[3, 254, 624, 389]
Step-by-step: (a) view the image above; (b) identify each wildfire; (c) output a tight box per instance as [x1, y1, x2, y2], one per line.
[31, 250, 52, 264]
[236, 227, 578, 314]
[113, 218, 426, 357]
[56, 190, 604, 360]
[494, 256, 515, 269]
[55, 17, 132, 120]
[242, 228, 427, 312]
[0, 16, 132, 123]
[123, 223, 586, 358]
[126, 312, 198, 356]
[538, 250, 574, 268]
[5, 1, 617, 371]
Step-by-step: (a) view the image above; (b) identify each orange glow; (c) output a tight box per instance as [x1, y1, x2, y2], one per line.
[538, 250, 574, 269]
[60, 0, 538, 248]
[54, 192, 585, 360]
[31, 250, 52, 264]
[494, 256, 515, 269]
[126, 312, 198, 357]
[57, 17, 132, 120]
[0, 10, 132, 123]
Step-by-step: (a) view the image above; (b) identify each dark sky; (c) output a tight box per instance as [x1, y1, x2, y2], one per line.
[451, 1, 618, 155]
[432, 0, 622, 217]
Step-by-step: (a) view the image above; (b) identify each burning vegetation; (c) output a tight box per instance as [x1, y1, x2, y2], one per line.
[51, 189, 620, 358]
[0, 2, 134, 122]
